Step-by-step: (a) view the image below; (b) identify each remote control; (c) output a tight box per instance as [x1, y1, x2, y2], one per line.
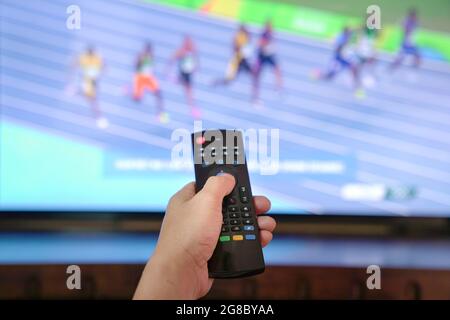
[191, 129, 265, 278]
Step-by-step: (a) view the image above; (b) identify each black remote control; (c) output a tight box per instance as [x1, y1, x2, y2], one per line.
[191, 129, 265, 278]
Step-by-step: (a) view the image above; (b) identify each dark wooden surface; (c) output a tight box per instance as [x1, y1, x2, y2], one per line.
[0, 264, 449, 300]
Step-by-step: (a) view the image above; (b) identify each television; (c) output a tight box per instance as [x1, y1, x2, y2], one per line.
[1, 0, 450, 219]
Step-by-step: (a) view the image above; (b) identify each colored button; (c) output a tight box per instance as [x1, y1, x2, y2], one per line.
[195, 136, 206, 145]
[245, 234, 256, 240]
[244, 225, 254, 231]
[219, 235, 230, 242]
[232, 235, 244, 241]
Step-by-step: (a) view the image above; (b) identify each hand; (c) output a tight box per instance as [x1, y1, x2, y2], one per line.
[133, 174, 276, 300]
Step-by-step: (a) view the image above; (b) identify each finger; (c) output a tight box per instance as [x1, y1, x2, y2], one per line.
[207, 278, 214, 291]
[170, 182, 196, 204]
[257, 215, 277, 233]
[197, 173, 235, 204]
[259, 230, 273, 248]
[253, 196, 271, 215]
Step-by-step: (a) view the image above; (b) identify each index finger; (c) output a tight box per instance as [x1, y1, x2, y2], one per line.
[253, 196, 271, 215]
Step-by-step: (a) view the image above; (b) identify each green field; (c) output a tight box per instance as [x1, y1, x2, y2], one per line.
[279, 0, 450, 33]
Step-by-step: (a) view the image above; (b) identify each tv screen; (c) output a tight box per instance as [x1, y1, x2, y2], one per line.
[1, 0, 449, 216]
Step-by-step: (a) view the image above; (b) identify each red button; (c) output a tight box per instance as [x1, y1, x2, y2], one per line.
[196, 136, 206, 144]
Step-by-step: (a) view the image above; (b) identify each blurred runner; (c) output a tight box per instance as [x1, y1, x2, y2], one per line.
[311, 27, 364, 99]
[391, 8, 421, 70]
[355, 24, 378, 88]
[167, 35, 201, 119]
[133, 42, 169, 124]
[253, 21, 283, 105]
[76, 46, 108, 129]
[213, 24, 254, 89]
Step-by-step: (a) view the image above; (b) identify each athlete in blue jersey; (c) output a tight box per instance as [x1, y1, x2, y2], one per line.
[253, 21, 283, 104]
[312, 27, 363, 98]
[391, 8, 421, 70]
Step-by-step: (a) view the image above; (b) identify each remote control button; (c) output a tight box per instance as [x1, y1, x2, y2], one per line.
[232, 235, 243, 241]
[195, 136, 206, 145]
[243, 219, 253, 225]
[242, 212, 251, 218]
[241, 205, 250, 212]
[245, 234, 256, 240]
[229, 212, 239, 218]
[228, 206, 238, 213]
[240, 196, 249, 203]
[219, 235, 230, 242]
[239, 186, 247, 194]
[231, 226, 241, 232]
[244, 225, 254, 231]
[230, 219, 240, 225]
[222, 226, 229, 232]
[227, 197, 237, 205]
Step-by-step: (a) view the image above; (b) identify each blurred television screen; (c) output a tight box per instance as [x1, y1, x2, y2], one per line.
[1, 0, 450, 216]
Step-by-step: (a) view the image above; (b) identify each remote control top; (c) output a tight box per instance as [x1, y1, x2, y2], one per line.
[192, 129, 265, 278]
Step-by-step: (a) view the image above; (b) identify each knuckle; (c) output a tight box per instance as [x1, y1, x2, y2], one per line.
[199, 190, 217, 203]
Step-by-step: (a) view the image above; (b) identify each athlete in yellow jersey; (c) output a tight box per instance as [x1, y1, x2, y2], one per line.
[213, 24, 254, 89]
[77, 46, 108, 129]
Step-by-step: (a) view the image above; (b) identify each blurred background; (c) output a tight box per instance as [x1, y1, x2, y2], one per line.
[0, 0, 449, 299]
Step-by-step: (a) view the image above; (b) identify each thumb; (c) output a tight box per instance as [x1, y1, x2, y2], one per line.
[170, 181, 196, 205]
[197, 173, 236, 205]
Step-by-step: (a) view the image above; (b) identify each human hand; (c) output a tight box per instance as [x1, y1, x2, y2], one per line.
[133, 174, 276, 300]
